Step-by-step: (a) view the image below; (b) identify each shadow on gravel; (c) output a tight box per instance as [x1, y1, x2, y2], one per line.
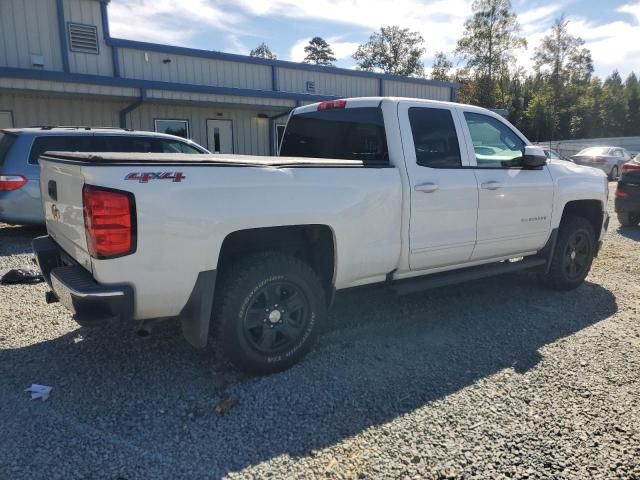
[617, 225, 640, 241]
[0, 275, 617, 477]
[0, 224, 45, 256]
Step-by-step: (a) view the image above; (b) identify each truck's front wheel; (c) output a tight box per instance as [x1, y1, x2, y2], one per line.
[213, 252, 326, 374]
[540, 216, 596, 291]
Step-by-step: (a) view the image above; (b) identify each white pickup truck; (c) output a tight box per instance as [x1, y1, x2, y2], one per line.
[33, 97, 609, 373]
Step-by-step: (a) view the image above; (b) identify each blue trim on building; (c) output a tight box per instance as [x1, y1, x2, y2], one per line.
[107, 38, 458, 90]
[55, 0, 70, 72]
[378, 78, 384, 96]
[0, 67, 336, 103]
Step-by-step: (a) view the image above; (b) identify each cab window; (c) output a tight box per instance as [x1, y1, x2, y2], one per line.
[464, 112, 525, 168]
[408, 107, 461, 168]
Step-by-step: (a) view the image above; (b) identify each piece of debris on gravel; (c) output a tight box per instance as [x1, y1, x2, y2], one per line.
[1, 187, 639, 479]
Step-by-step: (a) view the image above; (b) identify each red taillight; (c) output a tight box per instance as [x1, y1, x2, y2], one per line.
[616, 190, 629, 198]
[622, 161, 640, 171]
[82, 185, 136, 259]
[0, 175, 27, 191]
[317, 99, 347, 111]
[593, 157, 607, 164]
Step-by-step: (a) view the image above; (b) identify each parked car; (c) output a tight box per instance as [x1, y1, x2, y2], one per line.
[543, 148, 572, 162]
[0, 127, 209, 225]
[570, 146, 633, 180]
[615, 156, 640, 226]
[33, 97, 609, 373]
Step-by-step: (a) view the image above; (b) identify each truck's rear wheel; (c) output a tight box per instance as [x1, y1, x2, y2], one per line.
[540, 216, 595, 291]
[213, 252, 326, 374]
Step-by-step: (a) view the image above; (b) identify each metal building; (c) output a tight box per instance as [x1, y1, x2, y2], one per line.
[0, 0, 459, 155]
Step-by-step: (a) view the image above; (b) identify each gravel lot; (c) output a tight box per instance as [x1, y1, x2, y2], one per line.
[1, 184, 639, 479]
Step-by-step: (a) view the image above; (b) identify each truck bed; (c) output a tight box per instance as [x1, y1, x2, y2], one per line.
[41, 152, 391, 168]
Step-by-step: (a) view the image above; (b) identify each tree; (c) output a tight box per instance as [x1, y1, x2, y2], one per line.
[353, 26, 425, 77]
[625, 72, 640, 136]
[455, 0, 526, 107]
[431, 52, 453, 81]
[303, 37, 336, 66]
[250, 42, 276, 59]
[533, 15, 593, 139]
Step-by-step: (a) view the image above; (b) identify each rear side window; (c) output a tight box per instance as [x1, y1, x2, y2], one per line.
[280, 107, 388, 164]
[28, 136, 93, 164]
[0, 133, 17, 166]
[409, 108, 461, 168]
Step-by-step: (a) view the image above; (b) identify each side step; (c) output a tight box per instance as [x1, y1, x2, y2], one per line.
[392, 257, 546, 296]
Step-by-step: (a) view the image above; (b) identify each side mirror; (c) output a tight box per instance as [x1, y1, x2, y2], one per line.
[522, 145, 547, 168]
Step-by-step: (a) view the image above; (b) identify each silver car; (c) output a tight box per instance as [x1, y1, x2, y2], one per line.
[570, 146, 632, 180]
[0, 127, 209, 225]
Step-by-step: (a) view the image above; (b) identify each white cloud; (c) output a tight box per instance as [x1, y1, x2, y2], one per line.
[288, 37, 361, 62]
[109, 0, 246, 44]
[233, 0, 474, 55]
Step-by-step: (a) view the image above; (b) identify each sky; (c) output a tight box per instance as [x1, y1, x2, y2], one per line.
[108, 0, 640, 80]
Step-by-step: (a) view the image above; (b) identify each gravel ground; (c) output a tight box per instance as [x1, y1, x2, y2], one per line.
[0, 183, 639, 479]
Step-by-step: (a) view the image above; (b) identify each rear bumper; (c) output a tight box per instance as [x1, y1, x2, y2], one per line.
[615, 181, 640, 213]
[32, 236, 134, 327]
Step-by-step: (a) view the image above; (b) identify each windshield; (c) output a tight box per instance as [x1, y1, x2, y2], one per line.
[280, 107, 388, 164]
[577, 147, 611, 156]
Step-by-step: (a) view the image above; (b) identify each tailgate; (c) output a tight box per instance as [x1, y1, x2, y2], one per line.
[39, 156, 93, 271]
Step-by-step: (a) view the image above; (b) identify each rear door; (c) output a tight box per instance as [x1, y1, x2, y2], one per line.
[398, 102, 478, 270]
[457, 109, 553, 260]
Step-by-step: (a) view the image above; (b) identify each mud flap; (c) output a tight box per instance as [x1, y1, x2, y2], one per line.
[179, 270, 217, 348]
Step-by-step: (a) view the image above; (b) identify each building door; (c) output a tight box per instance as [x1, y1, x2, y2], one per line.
[206, 119, 233, 154]
[0, 111, 14, 129]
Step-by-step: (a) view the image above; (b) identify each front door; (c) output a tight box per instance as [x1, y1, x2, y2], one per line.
[206, 119, 234, 154]
[458, 110, 554, 261]
[398, 102, 479, 271]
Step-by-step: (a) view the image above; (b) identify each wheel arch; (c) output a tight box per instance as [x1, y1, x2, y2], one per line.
[558, 199, 604, 237]
[216, 224, 337, 303]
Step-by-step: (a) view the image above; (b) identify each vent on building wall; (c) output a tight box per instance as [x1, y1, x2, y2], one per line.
[305, 81, 316, 93]
[67, 23, 99, 54]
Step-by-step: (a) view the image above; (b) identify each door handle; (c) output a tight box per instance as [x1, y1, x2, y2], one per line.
[481, 181, 502, 190]
[414, 183, 439, 193]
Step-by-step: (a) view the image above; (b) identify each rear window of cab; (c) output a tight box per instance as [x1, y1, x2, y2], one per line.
[279, 107, 389, 164]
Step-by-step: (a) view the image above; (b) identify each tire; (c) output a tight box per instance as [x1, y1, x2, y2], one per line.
[213, 252, 326, 374]
[618, 212, 640, 227]
[541, 216, 596, 291]
[609, 166, 619, 181]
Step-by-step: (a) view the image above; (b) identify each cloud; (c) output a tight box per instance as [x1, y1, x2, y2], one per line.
[233, 0, 474, 54]
[288, 37, 361, 62]
[108, 0, 247, 44]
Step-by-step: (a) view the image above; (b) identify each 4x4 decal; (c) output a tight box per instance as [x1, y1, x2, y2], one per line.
[125, 172, 185, 183]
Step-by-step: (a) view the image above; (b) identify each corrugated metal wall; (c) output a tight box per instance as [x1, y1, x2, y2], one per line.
[0, 92, 126, 127]
[383, 80, 451, 101]
[277, 68, 379, 97]
[63, 0, 114, 76]
[127, 103, 278, 155]
[118, 48, 273, 90]
[0, 0, 64, 71]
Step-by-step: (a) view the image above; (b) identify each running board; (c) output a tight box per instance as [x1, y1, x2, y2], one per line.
[392, 257, 547, 296]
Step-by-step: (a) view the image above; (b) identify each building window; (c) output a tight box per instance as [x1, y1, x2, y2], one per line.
[154, 119, 190, 139]
[305, 81, 316, 93]
[67, 23, 99, 54]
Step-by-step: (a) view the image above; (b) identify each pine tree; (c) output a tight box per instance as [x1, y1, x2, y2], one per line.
[250, 43, 276, 60]
[303, 37, 336, 66]
[431, 52, 453, 81]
